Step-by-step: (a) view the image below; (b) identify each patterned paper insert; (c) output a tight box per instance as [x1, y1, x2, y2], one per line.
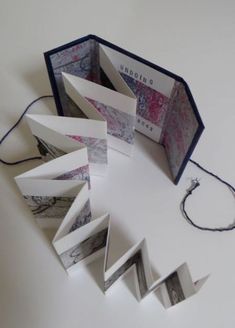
[161, 82, 199, 181]
[45, 35, 204, 184]
[67, 134, 108, 165]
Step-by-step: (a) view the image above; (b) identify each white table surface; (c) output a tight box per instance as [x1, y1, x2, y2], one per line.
[0, 1, 235, 327]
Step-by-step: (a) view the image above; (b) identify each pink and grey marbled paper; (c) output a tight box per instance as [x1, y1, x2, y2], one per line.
[120, 73, 169, 129]
[86, 98, 135, 145]
[54, 164, 91, 189]
[50, 39, 101, 117]
[67, 135, 108, 165]
[48, 40, 136, 148]
[161, 82, 199, 180]
[45, 36, 204, 184]
[50, 39, 100, 82]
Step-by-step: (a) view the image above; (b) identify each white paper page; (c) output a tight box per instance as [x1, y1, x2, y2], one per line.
[151, 263, 196, 308]
[136, 116, 162, 143]
[100, 45, 175, 97]
[26, 114, 82, 153]
[194, 275, 210, 293]
[27, 114, 107, 139]
[176, 263, 196, 298]
[139, 239, 154, 290]
[15, 148, 88, 180]
[27, 114, 107, 176]
[107, 134, 133, 156]
[104, 239, 153, 298]
[100, 45, 175, 143]
[15, 178, 83, 197]
[63, 72, 136, 116]
[53, 183, 90, 242]
[67, 248, 105, 276]
[63, 72, 136, 156]
[53, 214, 109, 255]
[99, 45, 136, 99]
[62, 72, 105, 121]
[104, 239, 144, 280]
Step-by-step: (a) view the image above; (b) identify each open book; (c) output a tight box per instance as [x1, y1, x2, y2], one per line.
[13, 35, 207, 309]
[14, 93, 208, 309]
[44, 34, 204, 184]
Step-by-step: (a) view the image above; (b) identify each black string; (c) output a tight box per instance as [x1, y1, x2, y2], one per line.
[181, 160, 235, 232]
[0, 95, 54, 165]
[189, 159, 235, 193]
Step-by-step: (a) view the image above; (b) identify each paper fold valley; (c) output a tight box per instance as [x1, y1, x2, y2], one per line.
[15, 176, 208, 308]
[14, 127, 208, 308]
[13, 35, 207, 310]
[45, 35, 205, 184]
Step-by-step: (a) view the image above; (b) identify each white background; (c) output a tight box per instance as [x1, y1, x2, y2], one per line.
[0, 1, 235, 327]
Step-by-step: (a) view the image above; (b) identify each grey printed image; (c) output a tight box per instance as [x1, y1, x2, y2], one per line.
[60, 228, 108, 270]
[34, 135, 66, 162]
[104, 250, 148, 298]
[165, 271, 185, 305]
[69, 199, 92, 232]
[24, 195, 75, 218]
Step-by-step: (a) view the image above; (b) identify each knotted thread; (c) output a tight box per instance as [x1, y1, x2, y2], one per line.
[181, 160, 235, 232]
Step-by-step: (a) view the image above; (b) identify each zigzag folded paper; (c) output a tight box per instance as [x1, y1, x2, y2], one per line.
[53, 210, 208, 308]
[44, 34, 205, 184]
[48, 42, 137, 157]
[15, 117, 208, 308]
[14, 35, 208, 309]
[25, 113, 108, 176]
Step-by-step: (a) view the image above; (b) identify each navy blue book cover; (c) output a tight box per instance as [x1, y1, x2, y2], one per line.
[44, 35, 204, 184]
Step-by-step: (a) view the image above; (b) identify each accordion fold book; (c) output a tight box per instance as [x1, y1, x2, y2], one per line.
[14, 35, 207, 309]
[44, 34, 204, 184]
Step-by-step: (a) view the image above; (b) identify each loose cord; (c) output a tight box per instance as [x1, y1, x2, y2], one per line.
[189, 159, 235, 193]
[181, 160, 235, 232]
[0, 95, 54, 165]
